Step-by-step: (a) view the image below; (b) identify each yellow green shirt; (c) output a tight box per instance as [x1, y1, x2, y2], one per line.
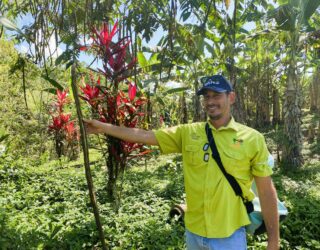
[154, 118, 273, 238]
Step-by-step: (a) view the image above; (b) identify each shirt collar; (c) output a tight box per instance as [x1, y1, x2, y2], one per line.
[207, 116, 239, 132]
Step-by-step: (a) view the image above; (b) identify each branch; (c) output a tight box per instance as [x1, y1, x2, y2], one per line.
[70, 61, 108, 250]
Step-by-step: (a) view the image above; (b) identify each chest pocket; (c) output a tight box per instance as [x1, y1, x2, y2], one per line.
[184, 144, 205, 167]
[222, 150, 251, 181]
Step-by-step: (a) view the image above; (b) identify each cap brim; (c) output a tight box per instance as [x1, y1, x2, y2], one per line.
[196, 86, 228, 96]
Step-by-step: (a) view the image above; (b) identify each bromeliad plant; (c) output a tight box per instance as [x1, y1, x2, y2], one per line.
[80, 21, 148, 203]
[48, 90, 79, 160]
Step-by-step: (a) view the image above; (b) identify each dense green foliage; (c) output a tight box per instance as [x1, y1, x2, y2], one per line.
[0, 152, 319, 249]
[0, 155, 185, 249]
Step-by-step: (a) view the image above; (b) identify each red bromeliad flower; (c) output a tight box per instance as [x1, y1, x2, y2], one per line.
[48, 113, 71, 132]
[80, 84, 100, 100]
[79, 80, 102, 107]
[65, 121, 79, 142]
[92, 21, 118, 55]
[49, 116, 63, 131]
[90, 21, 136, 83]
[55, 90, 69, 113]
[48, 88, 80, 159]
[128, 82, 137, 101]
[60, 113, 71, 123]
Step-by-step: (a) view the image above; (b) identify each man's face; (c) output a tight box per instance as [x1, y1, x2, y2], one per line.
[202, 90, 235, 121]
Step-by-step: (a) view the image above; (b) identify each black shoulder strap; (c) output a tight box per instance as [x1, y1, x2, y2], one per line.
[205, 123, 254, 213]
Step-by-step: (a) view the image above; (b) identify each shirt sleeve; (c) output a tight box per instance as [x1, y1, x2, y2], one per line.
[251, 133, 273, 177]
[153, 125, 183, 154]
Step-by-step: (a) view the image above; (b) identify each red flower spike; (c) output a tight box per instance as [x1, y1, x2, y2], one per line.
[60, 113, 71, 123]
[56, 90, 69, 111]
[80, 84, 101, 105]
[128, 82, 137, 101]
[93, 21, 119, 52]
[64, 122, 77, 142]
[49, 117, 62, 131]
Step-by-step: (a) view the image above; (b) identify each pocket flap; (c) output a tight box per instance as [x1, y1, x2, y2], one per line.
[185, 145, 199, 152]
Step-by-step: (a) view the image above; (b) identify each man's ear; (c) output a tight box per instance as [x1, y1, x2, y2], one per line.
[229, 91, 236, 104]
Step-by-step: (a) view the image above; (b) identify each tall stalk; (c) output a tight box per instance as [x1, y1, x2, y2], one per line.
[70, 62, 108, 250]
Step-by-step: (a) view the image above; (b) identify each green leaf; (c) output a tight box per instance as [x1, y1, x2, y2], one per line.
[65, 60, 74, 70]
[0, 16, 23, 35]
[301, 0, 320, 29]
[156, 96, 165, 106]
[0, 134, 9, 143]
[41, 75, 64, 91]
[181, 11, 192, 22]
[42, 88, 58, 94]
[149, 53, 160, 65]
[55, 50, 72, 66]
[163, 87, 189, 95]
[267, 4, 297, 31]
[137, 52, 147, 68]
[239, 28, 250, 34]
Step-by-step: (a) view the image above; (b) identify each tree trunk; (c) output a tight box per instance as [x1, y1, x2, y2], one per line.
[282, 63, 303, 169]
[180, 92, 188, 124]
[232, 83, 246, 123]
[310, 67, 320, 112]
[146, 89, 152, 128]
[193, 80, 205, 122]
[272, 88, 281, 125]
[105, 137, 126, 209]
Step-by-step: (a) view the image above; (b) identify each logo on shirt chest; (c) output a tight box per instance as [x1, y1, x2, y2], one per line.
[191, 133, 201, 140]
[232, 138, 244, 149]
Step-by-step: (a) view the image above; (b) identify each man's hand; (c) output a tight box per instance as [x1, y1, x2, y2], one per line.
[83, 119, 106, 134]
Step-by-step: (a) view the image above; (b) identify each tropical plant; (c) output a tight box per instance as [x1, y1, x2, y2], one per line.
[48, 90, 79, 159]
[268, 0, 320, 169]
[79, 21, 149, 204]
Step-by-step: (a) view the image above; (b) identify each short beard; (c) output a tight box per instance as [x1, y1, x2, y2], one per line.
[208, 113, 223, 121]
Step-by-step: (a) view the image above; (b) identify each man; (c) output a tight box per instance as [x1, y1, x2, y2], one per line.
[84, 74, 280, 250]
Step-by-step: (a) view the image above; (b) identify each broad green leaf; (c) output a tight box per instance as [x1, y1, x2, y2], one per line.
[65, 60, 74, 70]
[55, 50, 72, 66]
[239, 28, 250, 34]
[137, 52, 147, 67]
[149, 53, 160, 65]
[0, 16, 23, 35]
[164, 87, 189, 95]
[301, 0, 320, 28]
[267, 4, 296, 31]
[181, 11, 192, 22]
[156, 96, 165, 106]
[41, 75, 64, 90]
[42, 88, 59, 94]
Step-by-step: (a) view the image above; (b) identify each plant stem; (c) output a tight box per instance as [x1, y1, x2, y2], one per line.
[70, 62, 108, 250]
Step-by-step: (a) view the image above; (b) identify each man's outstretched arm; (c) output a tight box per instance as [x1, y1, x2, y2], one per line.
[83, 119, 159, 146]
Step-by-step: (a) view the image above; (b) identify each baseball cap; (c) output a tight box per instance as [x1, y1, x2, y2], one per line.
[196, 75, 233, 95]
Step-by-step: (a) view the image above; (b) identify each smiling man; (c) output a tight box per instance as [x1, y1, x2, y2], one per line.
[84, 74, 280, 250]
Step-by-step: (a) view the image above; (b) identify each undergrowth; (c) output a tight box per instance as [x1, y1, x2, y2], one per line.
[0, 153, 319, 249]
